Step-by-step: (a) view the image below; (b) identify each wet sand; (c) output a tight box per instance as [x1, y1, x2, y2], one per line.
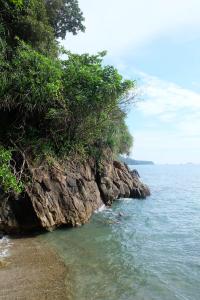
[0, 235, 72, 300]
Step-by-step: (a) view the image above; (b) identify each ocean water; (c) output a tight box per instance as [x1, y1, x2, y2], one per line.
[45, 165, 200, 300]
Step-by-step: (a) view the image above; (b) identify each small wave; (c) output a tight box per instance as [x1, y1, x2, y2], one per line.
[95, 204, 106, 213]
[0, 236, 12, 258]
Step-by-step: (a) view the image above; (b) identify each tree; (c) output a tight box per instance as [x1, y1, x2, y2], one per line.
[0, 0, 85, 55]
[0, 0, 57, 55]
[0, 0, 135, 193]
[60, 51, 134, 153]
[0, 46, 134, 157]
[45, 0, 85, 38]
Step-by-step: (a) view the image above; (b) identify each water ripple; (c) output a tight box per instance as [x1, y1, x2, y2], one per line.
[45, 165, 200, 300]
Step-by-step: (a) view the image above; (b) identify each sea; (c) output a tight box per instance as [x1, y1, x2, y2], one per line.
[45, 164, 200, 300]
[2, 165, 200, 300]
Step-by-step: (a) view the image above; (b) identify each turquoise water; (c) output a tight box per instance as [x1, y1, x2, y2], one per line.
[45, 165, 200, 300]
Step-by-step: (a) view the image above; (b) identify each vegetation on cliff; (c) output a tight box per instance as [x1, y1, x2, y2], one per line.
[0, 0, 135, 194]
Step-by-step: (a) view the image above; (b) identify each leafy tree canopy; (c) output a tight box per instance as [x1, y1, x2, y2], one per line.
[0, 0, 85, 55]
[45, 0, 85, 38]
[0, 0, 135, 193]
[0, 44, 134, 157]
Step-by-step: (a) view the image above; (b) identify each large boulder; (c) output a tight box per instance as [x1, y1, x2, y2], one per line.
[97, 157, 150, 205]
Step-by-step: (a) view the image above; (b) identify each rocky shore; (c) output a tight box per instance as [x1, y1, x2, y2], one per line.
[0, 152, 150, 234]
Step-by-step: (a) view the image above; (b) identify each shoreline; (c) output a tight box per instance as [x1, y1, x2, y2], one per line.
[0, 235, 71, 299]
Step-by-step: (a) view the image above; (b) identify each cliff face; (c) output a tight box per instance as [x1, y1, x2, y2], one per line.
[0, 155, 150, 233]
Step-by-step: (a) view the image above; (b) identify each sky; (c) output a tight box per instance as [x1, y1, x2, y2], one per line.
[62, 0, 200, 164]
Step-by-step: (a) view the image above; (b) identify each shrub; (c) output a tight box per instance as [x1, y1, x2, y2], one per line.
[0, 146, 23, 193]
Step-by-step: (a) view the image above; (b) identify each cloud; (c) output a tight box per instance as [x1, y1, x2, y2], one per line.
[136, 73, 200, 137]
[129, 73, 200, 163]
[62, 0, 200, 56]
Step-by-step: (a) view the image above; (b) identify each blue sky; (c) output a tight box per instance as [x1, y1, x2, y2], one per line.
[62, 0, 200, 163]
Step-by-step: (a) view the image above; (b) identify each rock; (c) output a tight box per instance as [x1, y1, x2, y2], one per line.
[0, 193, 20, 234]
[130, 169, 140, 178]
[97, 152, 150, 204]
[0, 151, 150, 234]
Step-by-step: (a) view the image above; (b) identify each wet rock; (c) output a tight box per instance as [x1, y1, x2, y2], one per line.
[98, 152, 150, 205]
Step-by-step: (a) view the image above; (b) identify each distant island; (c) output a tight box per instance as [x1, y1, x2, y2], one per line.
[119, 156, 154, 165]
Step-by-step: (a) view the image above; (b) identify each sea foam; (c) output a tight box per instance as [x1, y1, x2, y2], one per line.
[0, 236, 12, 258]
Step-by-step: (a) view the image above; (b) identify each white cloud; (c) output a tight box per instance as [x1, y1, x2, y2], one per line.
[130, 73, 200, 163]
[136, 73, 200, 137]
[63, 0, 200, 56]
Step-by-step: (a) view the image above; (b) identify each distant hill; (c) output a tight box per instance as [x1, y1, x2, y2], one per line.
[119, 156, 154, 165]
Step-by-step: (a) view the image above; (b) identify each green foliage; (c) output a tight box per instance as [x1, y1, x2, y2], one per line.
[45, 0, 85, 38]
[0, 44, 134, 158]
[61, 51, 134, 151]
[0, 146, 23, 193]
[0, 25, 7, 62]
[17, 0, 57, 56]
[8, 0, 23, 6]
[0, 0, 135, 188]
[106, 118, 133, 156]
[0, 0, 85, 55]
[0, 41, 63, 112]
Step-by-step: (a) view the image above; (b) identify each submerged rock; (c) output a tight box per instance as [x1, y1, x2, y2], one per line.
[0, 153, 150, 233]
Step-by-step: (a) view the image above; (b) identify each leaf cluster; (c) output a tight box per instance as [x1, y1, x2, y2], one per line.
[0, 43, 134, 158]
[0, 0, 85, 56]
[0, 146, 23, 193]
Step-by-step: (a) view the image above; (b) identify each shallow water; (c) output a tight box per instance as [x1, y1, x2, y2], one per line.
[0, 235, 68, 299]
[45, 165, 200, 300]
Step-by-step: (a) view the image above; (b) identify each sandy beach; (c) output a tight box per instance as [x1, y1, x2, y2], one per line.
[0, 235, 71, 300]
